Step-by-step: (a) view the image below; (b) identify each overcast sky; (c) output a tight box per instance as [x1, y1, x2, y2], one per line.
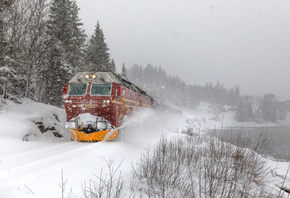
[76, 0, 290, 99]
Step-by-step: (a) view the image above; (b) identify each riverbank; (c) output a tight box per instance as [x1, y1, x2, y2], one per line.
[194, 103, 290, 129]
[185, 103, 290, 161]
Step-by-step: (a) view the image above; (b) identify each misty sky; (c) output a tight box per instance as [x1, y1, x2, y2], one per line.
[75, 0, 290, 99]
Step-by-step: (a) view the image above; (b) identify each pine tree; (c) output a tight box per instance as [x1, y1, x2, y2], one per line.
[228, 88, 235, 105]
[109, 59, 116, 73]
[235, 99, 254, 122]
[121, 63, 127, 78]
[39, 0, 85, 106]
[128, 64, 142, 82]
[86, 21, 110, 72]
[47, 0, 85, 74]
[42, 0, 68, 106]
[260, 94, 277, 122]
[40, 40, 65, 106]
[67, 0, 86, 72]
[235, 85, 240, 102]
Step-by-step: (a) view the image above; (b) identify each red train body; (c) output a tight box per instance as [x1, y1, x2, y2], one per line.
[63, 72, 153, 141]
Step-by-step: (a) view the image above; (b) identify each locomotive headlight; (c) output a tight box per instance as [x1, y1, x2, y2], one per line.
[64, 99, 72, 103]
[103, 100, 110, 104]
[92, 74, 97, 79]
[97, 121, 107, 130]
[84, 74, 90, 79]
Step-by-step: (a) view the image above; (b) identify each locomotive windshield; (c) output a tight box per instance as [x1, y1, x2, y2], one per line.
[91, 84, 111, 96]
[68, 83, 87, 96]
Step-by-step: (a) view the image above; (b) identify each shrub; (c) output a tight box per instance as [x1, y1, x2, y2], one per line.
[131, 131, 274, 198]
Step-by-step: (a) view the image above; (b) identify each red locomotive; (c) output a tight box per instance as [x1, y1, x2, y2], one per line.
[63, 72, 153, 141]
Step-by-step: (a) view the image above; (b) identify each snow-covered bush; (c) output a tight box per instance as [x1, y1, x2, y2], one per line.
[130, 133, 274, 198]
[82, 159, 124, 198]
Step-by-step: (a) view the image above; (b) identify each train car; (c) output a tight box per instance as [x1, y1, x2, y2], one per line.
[63, 72, 153, 142]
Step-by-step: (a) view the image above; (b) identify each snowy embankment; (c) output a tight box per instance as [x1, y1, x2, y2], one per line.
[0, 99, 289, 197]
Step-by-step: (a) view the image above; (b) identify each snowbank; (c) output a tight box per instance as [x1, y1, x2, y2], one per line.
[0, 99, 289, 197]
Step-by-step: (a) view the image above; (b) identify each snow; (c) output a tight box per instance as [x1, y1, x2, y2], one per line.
[0, 99, 289, 197]
[0, 66, 16, 73]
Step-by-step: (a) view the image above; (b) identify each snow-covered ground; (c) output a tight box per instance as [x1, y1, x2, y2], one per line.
[0, 99, 289, 197]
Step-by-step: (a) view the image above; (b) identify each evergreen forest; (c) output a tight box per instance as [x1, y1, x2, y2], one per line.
[0, 0, 287, 123]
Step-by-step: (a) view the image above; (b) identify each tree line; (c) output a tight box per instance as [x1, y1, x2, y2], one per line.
[0, 0, 115, 106]
[235, 94, 288, 123]
[127, 64, 241, 108]
[127, 64, 289, 123]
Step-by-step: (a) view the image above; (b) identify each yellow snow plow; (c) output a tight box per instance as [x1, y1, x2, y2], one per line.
[69, 128, 118, 142]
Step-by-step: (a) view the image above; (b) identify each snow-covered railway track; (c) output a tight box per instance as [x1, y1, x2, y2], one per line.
[0, 141, 67, 158]
[0, 141, 91, 181]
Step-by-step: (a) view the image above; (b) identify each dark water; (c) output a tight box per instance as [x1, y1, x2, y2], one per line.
[211, 126, 290, 161]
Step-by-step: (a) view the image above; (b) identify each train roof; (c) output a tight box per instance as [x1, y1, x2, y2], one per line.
[69, 72, 152, 98]
[69, 72, 120, 83]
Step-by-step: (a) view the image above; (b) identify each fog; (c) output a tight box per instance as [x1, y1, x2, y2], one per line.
[76, 0, 290, 99]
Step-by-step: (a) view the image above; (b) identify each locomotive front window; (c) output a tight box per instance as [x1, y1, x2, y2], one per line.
[68, 83, 87, 96]
[91, 84, 111, 96]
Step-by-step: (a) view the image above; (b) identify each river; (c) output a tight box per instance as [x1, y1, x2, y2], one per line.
[211, 126, 290, 161]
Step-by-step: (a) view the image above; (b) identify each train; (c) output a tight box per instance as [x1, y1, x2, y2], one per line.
[63, 71, 153, 142]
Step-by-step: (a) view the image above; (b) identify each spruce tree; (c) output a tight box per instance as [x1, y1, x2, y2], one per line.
[109, 59, 116, 73]
[260, 94, 277, 122]
[121, 63, 127, 78]
[67, 0, 86, 72]
[40, 40, 65, 106]
[41, 0, 86, 106]
[86, 22, 110, 72]
[46, 0, 85, 74]
[43, 0, 69, 106]
[235, 99, 254, 122]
